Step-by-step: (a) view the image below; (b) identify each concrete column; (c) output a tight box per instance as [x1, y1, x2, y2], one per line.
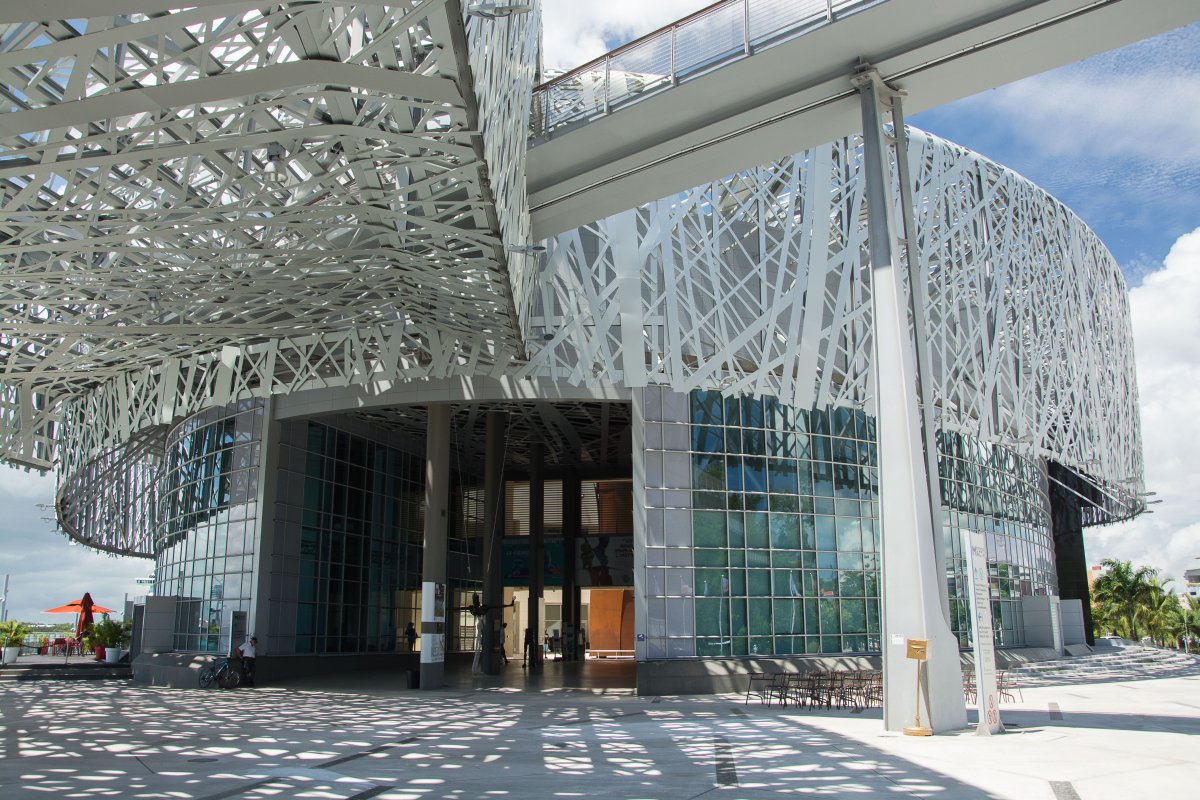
[481, 410, 506, 674]
[528, 441, 545, 671]
[420, 404, 451, 689]
[249, 399, 279, 655]
[562, 467, 582, 660]
[854, 66, 966, 733]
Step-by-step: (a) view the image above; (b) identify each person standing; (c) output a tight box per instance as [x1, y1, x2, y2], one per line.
[523, 627, 535, 668]
[500, 621, 510, 665]
[404, 622, 417, 652]
[237, 636, 258, 687]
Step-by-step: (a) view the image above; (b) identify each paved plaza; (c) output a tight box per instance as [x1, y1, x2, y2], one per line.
[1, 648, 1198, 799]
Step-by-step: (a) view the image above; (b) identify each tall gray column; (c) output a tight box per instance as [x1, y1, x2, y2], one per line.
[481, 410, 506, 675]
[420, 404, 451, 690]
[250, 399, 279, 653]
[853, 66, 966, 733]
[562, 467, 581, 661]
[528, 441, 545, 671]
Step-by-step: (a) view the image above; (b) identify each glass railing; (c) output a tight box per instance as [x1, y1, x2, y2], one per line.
[530, 0, 883, 139]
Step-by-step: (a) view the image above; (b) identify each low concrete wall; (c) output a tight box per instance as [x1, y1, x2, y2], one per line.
[1060, 599, 1087, 645]
[133, 651, 421, 689]
[140, 597, 176, 655]
[132, 653, 211, 688]
[1021, 595, 1064, 655]
[637, 647, 1064, 696]
[636, 655, 881, 696]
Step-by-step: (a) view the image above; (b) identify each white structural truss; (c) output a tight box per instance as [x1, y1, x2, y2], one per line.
[527, 130, 1143, 509]
[0, 1, 1144, 557]
[0, 1, 539, 473]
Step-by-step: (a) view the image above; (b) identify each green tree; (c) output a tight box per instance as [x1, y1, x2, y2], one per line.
[1138, 577, 1183, 648]
[1091, 558, 1157, 641]
[1181, 595, 1200, 653]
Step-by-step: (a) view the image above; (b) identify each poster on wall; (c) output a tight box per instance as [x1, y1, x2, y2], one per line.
[420, 581, 445, 664]
[501, 539, 565, 586]
[578, 535, 634, 586]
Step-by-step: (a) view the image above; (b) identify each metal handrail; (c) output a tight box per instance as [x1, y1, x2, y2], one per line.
[531, 0, 881, 139]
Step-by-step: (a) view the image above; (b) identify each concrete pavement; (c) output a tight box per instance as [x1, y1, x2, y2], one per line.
[1, 648, 1197, 799]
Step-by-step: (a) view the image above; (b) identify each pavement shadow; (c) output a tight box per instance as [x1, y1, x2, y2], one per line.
[0, 678, 1008, 799]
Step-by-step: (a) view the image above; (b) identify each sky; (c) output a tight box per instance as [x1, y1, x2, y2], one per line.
[2, 3, 1199, 622]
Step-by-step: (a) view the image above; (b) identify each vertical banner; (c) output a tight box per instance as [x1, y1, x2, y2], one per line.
[963, 529, 1004, 735]
[420, 581, 445, 664]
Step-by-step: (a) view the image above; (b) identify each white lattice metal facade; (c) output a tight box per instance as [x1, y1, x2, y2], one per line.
[0, 3, 1142, 557]
[0, 1, 540, 476]
[526, 131, 1142, 515]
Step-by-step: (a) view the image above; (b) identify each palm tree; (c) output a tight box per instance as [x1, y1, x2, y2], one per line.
[1182, 596, 1200, 653]
[1091, 558, 1157, 641]
[1090, 597, 1122, 639]
[1138, 577, 1183, 648]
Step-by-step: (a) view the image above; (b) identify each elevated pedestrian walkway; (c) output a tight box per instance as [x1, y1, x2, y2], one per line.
[528, 0, 1200, 236]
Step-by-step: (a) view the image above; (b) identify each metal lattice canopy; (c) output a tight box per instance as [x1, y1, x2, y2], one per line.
[0, 1, 539, 470]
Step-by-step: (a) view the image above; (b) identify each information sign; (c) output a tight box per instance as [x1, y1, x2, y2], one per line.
[420, 581, 445, 664]
[963, 529, 1004, 734]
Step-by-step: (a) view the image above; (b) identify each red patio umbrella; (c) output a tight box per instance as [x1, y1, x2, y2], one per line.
[43, 595, 115, 641]
[77, 593, 96, 641]
[43, 597, 116, 615]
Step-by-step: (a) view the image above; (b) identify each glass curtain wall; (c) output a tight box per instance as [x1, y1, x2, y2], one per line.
[156, 401, 264, 653]
[939, 430, 1056, 646]
[640, 387, 1055, 659]
[293, 422, 425, 654]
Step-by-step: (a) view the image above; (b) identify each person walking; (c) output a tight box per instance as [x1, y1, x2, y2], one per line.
[500, 621, 510, 665]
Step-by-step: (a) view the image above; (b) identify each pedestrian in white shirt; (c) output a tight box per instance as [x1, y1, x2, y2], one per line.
[236, 636, 258, 687]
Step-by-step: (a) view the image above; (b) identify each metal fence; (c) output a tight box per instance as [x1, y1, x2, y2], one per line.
[531, 0, 882, 138]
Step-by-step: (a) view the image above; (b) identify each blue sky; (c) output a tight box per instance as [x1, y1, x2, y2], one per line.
[2, 6, 1199, 622]
[909, 22, 1200, 282]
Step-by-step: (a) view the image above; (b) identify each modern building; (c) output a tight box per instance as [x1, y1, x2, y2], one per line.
[2, 0, 1181, 730]
[1184, 568, 1200, 600]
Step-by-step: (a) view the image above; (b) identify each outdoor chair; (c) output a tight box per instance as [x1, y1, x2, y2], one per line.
[844, 671, 876, 709]
[809, 671, 836, 708]
[998, 670, 1023, 703]
[862, 671, 883, 707]
[777, 673, 810, 707]
[745, 672, 784, 705]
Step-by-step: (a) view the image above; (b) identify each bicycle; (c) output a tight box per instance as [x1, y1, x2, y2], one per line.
[198, 656, 242, 689]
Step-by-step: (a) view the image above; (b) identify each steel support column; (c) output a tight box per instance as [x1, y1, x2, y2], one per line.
[562, 467, 581, 661]
[528, 440, 545, 671]
[421, 403, 451, 689]
[481, 410, 507, 675]
[853, 66, 966, 733]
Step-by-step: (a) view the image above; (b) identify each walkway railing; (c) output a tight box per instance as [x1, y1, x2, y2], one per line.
[530, 0, 883, 139]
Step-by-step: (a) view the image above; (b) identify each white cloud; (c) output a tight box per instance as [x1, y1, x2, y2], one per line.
[0, 464, 149, 623]
[542, 0, 706, 69]
[0, 463, 56, 499]
[1089, 227, 1200, 586]
[977, 73, 1200, 167]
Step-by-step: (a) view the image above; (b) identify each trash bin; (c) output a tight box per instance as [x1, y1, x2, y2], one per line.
[407, 668, 420, 689]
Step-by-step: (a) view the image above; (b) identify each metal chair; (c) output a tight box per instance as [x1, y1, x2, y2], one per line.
[998, 670, 1023, 702]
[745, 672, 783, 705]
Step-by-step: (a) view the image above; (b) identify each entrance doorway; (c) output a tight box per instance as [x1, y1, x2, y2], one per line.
[502, 587, 634, 664]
